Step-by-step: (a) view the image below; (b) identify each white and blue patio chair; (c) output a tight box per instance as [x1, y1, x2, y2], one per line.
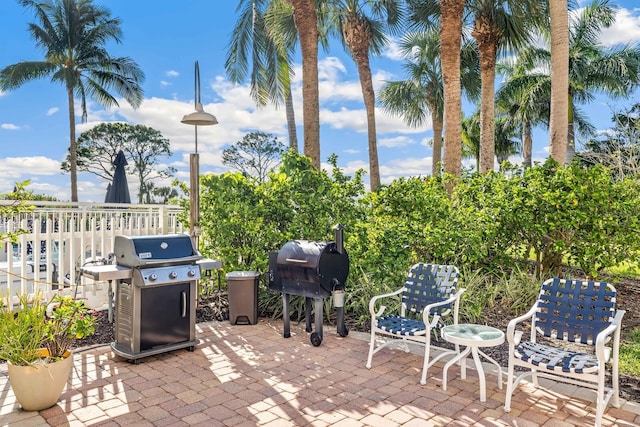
[504, 277, 625, 427]
[365, 263, 464, 385]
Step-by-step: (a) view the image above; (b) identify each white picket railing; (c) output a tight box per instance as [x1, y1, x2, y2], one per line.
[0, 201, 186, 306]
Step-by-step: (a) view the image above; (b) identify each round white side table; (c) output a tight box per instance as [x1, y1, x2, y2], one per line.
[441, 324, 505, 402]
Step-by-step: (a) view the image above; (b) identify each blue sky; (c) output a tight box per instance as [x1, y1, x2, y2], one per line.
[1, 0, 640, 202]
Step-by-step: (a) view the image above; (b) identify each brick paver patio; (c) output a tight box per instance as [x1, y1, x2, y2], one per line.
[1, 319, 639, 426]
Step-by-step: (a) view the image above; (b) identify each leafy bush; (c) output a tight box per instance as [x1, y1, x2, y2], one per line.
[194, 152, 640, 325]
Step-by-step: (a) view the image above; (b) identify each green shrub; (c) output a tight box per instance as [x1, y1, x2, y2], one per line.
[193, 153, 640, 333]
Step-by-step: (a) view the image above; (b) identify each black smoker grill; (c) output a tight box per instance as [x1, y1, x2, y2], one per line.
[111, 234, 201, 362]
[268, 225, 349, 346]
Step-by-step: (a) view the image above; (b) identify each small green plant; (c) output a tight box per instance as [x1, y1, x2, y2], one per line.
[0, 294, 46, 365]
[0, 293, 96, 365]
[620, 328, 640, 376]
[43, 295, 97, 360]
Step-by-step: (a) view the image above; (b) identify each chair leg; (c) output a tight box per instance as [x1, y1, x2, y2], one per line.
[420, 332, 432, 385]
[365, 328, 376, 369]
[504, 360, 515, 412]
[612, 358, 621, 408]
[531, 368, 539, 386]
[595, 372, 606, 427]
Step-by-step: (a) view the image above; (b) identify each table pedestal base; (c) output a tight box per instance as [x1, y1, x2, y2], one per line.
[442, 345, 503, 402]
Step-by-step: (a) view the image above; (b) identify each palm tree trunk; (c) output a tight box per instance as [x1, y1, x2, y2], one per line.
[523, 119, 532, 168]
[474, 20, 498, 174]
[352, 49, 380, 191]
[431, 111, 443, 177]
[440, 0, 465, 181]
[566, 96, 575, 162]
[67, 85, 78, 202]
[285, 87, 298, 153]
[549, 0, 569, 164]
[288, 0, 320, 169]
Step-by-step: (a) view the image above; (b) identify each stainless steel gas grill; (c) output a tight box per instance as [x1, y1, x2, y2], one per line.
[111, 234, 201, 362]
[268, 225, 349, 346]
[79, 234, 213, 363]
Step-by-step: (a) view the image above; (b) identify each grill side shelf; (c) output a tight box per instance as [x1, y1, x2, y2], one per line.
[80, 265, 133, 281]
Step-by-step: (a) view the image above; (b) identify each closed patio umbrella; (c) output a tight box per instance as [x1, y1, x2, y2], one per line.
[105, 150, 131, 204]
[104, 183, 112, 203]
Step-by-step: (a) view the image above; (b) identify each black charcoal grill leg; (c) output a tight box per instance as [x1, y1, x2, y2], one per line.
[283, 293, 291, 338]
[305, 297, 313, 332]
[309, 297, 324, 346]
[333, 288, 349, 337]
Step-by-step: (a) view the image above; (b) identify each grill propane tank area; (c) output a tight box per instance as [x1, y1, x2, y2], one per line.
[268, 225, 349, 346]
[80, 234, 221, 363]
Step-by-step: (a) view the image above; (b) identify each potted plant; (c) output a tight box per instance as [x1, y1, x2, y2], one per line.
[0, 292, 96, 411]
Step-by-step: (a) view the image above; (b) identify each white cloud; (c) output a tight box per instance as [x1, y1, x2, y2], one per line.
[334, 159, 369, 176]
[382, 37, 406, 62]
[46, 107, 59, 116]
[1, 123, 20, 130]
[318, 57, 347, 81]
[160, 80, 172, 87]
[600, 8, 640, 46]
[0, 156, 61, 180]
[381, 156, 432, 178]
[166, 70, 179, 77]
[378, 135, 414, 148]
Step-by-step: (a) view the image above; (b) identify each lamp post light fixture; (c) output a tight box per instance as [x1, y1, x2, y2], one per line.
[181, 61, 218, 248]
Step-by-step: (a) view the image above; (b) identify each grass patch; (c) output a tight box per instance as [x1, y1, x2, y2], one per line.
[620, 328, 640, 376]
[607, 261, 640, 280]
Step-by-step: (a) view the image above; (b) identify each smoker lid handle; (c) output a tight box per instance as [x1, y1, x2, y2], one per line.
[285, 258, 308, 264]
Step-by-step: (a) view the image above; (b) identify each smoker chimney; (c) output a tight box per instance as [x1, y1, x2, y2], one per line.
[334, 224, 345, 254]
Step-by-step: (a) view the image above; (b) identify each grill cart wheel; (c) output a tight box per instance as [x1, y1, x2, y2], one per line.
[311, 332, 322, 347]
[338, 326, 349, 337]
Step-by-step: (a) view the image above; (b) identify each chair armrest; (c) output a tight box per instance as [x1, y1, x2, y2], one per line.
[421, 288, 466, 324]
[369, 287, 405, 317]
[595, 309, 626, 360]
[506, 304, 538, 345]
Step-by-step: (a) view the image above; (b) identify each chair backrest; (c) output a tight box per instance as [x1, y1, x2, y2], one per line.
[402, 263, 459, 315]
[535, 278, 617, 345]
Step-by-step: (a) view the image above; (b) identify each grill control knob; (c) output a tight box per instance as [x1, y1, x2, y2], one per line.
[188, 269, 196, 277]
[169, 271, 178, 279]
[149, 273, 158, 282]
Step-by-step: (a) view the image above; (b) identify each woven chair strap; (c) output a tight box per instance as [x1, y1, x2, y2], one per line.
[402, 263, 458, 315]
[377, 315, 426, 336]
[516, 341, 599, 373]
[536, 278, 616, 345]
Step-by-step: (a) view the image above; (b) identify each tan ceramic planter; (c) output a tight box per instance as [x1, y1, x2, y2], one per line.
[7, 350, 73, 411]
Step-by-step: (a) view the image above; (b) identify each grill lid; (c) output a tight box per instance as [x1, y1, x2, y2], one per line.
[272, 240, 349, 295]
[114, 234, 201, 268]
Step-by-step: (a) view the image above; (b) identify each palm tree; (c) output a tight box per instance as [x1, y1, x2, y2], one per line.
[462, 111, 520, 171]
[285, 0, 321, 168]
[564, 0, 640, 161]
[468, 0, 538, 174]
[329, 0, 402, 191]
[378, 29, 480, 177]
[0, 0, 144, 202]
[461, 112, 481, 171]
[379, 31, 444, 177]
[494, 115, 521, 166]
[439, 0, 465, 179]
[226, 0, 299, 152]
[497, 53, 550, 168]
[501, 0, 640, 164]
[549, 0, 569, 164]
